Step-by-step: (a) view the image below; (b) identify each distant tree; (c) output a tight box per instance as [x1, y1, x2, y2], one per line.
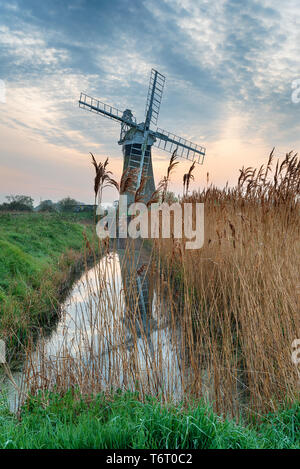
[163, 191, 178, 204]
[0, 195, 34, 211]
[38, 200, 56, 212]
[57, 197, 80, 213]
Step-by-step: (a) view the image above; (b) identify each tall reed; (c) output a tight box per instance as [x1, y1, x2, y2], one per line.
[9, 151, 299, 421]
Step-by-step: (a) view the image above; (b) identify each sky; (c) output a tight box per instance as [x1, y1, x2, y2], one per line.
[0, 0, 299, 204]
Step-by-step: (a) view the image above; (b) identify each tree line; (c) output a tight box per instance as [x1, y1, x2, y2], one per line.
[0, 195, 93, 213]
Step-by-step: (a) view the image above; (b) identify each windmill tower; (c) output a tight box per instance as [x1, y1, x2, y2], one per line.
[79, 69, 206, 204]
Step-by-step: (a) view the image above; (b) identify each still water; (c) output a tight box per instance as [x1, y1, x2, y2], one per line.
[0, 252, 182, 411]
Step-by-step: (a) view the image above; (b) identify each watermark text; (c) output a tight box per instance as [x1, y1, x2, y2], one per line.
[96, 196, 204, 250]
[291, 79, 300, 104]
[0, 339, 5, 364]
[0, 80, 6, 104]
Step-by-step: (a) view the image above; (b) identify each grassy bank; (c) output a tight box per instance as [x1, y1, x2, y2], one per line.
[0, 391, 298, 449]
[0, 212, 95, 353]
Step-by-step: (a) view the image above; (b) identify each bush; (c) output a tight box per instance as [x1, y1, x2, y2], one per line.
[0, 195, 34, 212]
[37, 200, 57, 212]
[57, 197, 80, 213]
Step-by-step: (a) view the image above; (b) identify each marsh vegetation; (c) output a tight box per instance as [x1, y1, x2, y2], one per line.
[0, 150, 299, 448]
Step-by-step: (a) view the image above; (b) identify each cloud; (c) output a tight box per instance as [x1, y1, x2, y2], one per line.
[0, 24, 68, 66]
[0, 0, 299, 203]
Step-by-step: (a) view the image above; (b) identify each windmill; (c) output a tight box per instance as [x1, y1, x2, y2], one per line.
[79, 69, 206, 204]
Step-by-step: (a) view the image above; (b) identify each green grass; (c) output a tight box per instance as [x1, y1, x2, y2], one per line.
[0, 391, 298, 449]
[0, 212, 95, 347]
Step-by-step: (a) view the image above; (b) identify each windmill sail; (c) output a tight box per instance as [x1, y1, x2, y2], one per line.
[153, 128, 206, 164]
[144, 69, 165, 129]
[79, 93, 137, 127]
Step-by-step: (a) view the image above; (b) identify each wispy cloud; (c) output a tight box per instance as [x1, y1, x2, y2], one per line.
[0, 0, 299, 203]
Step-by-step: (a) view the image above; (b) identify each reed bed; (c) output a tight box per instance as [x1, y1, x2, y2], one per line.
[6, 150, 299, 422]
[157, 150, 300, 417]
